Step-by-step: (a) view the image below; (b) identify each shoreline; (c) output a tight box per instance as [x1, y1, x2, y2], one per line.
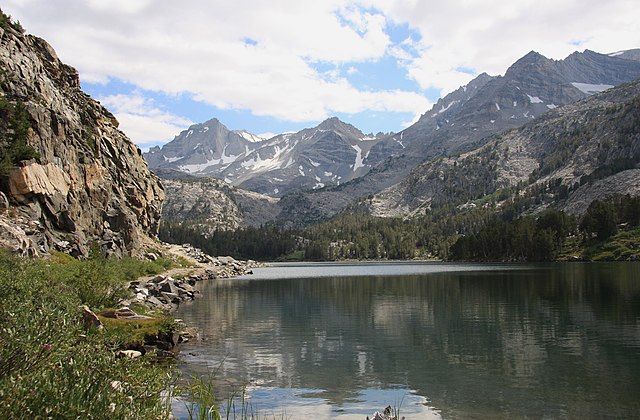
[120, 243, 262, 315]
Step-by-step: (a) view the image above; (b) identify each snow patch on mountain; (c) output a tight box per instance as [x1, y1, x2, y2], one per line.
[179, 159, 218, 173]
[527, 95, 544, 104]
[164, 155, 183, 163]
[351, 144, 365, 171]
[571, 82, 614, 94]
[234, 130, 266, 143]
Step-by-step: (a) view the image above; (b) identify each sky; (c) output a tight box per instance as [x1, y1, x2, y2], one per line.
[4, 0, 640, 150]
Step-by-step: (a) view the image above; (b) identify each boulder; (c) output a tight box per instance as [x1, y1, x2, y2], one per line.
[159, 280, 180, 295]
[116, 350, 142, 359]
[80, 305, 103, 330]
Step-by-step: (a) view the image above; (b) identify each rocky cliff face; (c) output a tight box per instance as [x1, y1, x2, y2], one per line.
[0, 17, 164, 257]
[157, 170, 279, 236]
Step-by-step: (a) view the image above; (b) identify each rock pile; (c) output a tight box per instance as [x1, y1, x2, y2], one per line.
[123, 274, 201, 314]
[119, 245, 261, 314]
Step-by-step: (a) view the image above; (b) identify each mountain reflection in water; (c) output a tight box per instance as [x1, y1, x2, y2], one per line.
[175, 262, 640, 419]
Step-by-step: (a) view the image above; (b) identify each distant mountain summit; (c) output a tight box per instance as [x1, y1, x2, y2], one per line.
[145, 118, 263, 175]
[145, 116, 389, 196]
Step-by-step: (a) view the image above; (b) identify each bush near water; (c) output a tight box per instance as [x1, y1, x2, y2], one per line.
[0, 250, 176, 418]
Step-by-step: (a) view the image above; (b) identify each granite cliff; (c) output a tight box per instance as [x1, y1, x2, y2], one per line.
[0, 15, 164, 257]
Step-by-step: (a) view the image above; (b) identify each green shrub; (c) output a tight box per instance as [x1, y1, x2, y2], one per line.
[0, 251, 174, 418]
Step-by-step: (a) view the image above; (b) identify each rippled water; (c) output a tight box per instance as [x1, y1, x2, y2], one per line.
[174, 262, 640, 418]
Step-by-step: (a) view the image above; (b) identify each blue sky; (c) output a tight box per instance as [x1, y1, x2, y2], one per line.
[4, 0, 640, 149]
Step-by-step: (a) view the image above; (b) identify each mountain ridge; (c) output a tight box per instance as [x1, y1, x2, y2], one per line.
[147, 47, 640, 231]
[367, 78, 640, 219]
[146, 115, 390, 197]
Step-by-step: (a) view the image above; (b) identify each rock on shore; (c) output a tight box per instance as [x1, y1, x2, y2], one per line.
[119, 243, 261, 314]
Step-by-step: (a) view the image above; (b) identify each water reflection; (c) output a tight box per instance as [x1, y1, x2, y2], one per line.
[177, 263, 640, 418]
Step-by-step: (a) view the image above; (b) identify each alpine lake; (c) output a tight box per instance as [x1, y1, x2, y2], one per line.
[173, 262, 640, 419]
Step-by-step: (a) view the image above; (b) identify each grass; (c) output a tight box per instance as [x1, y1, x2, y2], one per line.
[556, 227, 640, 262]
[0, 248, 292, 419]
[100, 315, 176, 349]
[179, 371, 281, 420]
[581, 226, 640, 261]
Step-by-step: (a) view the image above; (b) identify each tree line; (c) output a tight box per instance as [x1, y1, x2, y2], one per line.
[160, 190, 640, 263]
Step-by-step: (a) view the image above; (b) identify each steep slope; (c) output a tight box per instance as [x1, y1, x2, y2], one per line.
[368, 79, 640, 218]
[276, 49, 640, 226]
[0, 16, 164, 257]
[156, 169, 279, 235]
[146, 117, 389, 197]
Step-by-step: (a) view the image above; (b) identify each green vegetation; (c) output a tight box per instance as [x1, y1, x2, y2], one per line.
[0, 96, 39, 190]
[161, 193, 640, 263]
[160, 205, 493, 262]
[0, 248, 289, 418]
[450, 209, 576, 261]
[450, 194, 640, 261]
[0, 250, 177, 419]
[0, 9, 24, 33]
[180, 372, 261, 420]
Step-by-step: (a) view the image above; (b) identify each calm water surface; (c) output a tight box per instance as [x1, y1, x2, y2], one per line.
[174, 262, 640, 419]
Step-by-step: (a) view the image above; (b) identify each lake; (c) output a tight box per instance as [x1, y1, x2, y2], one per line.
[174, 262, 640, 419]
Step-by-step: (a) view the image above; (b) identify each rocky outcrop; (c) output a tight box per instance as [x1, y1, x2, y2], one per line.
[0, 19, 164, 256]
[158, 173, 280, 234]
[119, 244, 261, 313]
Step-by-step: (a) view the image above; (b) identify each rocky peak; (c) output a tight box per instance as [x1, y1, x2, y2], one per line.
[316, 116, 341, 130]
[610, 49, 640, 62]
[316, 117, 365, 138]
[0, 13, 164, 257]
[504, 50, 555, 79]
[559, 49, 640, 85]
[144, 117, 256, 174]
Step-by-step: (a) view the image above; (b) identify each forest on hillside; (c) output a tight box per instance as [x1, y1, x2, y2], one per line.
[160, 194, 640, 263]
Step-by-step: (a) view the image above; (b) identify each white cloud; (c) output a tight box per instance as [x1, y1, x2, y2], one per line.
[98, 94, 193, 149]
[367, 0, 640, 94]
[4, 0, 427, 128]
[3, 0, 640, 140]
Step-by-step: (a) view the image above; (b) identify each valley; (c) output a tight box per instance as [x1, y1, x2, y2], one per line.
[1, 5, 640, 419]
[148, 50, 640, 262]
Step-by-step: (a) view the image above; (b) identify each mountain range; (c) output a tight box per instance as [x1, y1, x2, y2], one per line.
[150, 48, 640, 230]
[145, 117, 391, 197]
